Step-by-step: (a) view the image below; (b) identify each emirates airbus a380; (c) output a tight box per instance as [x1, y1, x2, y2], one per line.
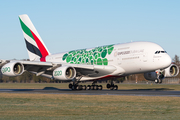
[0, 14, 179, 90]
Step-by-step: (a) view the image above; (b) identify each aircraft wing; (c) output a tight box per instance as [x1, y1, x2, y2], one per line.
[0, 60, 122, 79]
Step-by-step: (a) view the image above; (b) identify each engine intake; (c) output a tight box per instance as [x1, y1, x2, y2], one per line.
[164, 64, 179, 77]
[14, 63, 24, 75]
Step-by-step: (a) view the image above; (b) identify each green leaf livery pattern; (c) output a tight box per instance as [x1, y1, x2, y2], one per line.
[62, 45, 114, 65]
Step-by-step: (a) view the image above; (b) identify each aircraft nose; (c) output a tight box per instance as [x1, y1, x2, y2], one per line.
[162, 54, 172, 68]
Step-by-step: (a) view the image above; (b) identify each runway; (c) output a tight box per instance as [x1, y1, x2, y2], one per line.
[0, 87, 180, 97]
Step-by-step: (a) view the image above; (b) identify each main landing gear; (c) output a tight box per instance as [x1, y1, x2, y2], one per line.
[69, 80, 103, 90]
[106, 81, 118, 90]
[69, 83, 118, 90]
[68, 77, 118, 90]
[68, 83, 103, 90]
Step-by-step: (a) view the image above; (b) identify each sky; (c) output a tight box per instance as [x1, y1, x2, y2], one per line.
[0, 0, 180, 60]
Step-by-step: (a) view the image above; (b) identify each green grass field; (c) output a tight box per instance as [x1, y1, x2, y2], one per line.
[0, 83, 180, 120]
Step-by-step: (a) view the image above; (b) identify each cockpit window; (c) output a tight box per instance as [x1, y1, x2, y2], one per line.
[161, 51, 167, 53]
[155, 51, 167, 54]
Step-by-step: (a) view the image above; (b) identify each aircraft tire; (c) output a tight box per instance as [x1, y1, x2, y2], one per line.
[69, 84, 73, 89]
[99, 85, 102, 90]
[87, 85, 91, 90]
[78, 85, 83, 90]
[106, 84, 111, 88]
[110, 85, 114, 90]
[71, 85, 77, 90]
[114, 85, 118, 90]
[83, 85, 87, 90]
[91, 85, 95, 90]
[155, 79, 159, 84]
[76, 85, 79, 90]
[95, 85, 99, 90]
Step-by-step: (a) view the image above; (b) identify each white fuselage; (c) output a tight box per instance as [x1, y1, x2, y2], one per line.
[45, 42, 172, 81]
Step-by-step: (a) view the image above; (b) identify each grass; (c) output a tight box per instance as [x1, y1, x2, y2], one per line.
[0, 93, 180, 120]
[0, 83, 180, 119]
[0, 83, 180, 91]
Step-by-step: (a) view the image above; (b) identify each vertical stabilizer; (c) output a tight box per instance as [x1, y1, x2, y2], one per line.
[19, 14, 50, 61]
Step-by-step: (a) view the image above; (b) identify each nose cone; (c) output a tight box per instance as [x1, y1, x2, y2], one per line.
[161, 54, 172, 69]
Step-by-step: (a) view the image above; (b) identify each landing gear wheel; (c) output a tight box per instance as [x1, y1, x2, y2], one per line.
[95, 85, 99, 90]
[155, 79, 160, 84]
[87, 85, 91, 90]
[69, 84, 73, 89]
[77, 85, 83, 90]
[83, 85, 87, 90]
[110, 85, 114, 90]
[107, 84, 111, 88]
[91, 85, 95, 90]
[114, 85, 118, 90]
[76, 85, 79, 90]
[99, 85, 102, 90]
[71, 85, 77, 90]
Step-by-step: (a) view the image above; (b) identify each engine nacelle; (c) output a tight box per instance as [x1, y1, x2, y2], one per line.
[1, 62, 24, 77]
[144, 72, 158, 81]
[163, 64, 179, 77]
[53, 66, 76, 81]
[144, 64, 179, 81]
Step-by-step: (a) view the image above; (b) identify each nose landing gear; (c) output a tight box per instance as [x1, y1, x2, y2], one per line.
[155, 71, 164, 84]
[155, 79, 162, 84]
[155, 72, 164, 84]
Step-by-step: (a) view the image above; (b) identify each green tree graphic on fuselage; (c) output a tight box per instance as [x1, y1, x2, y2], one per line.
[62, 45, 114, 65]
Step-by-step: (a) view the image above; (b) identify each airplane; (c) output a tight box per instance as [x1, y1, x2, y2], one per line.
[0, 14, 179, 90]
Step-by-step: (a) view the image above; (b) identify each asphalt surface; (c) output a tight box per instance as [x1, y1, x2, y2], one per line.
[0, 87, 180, 97]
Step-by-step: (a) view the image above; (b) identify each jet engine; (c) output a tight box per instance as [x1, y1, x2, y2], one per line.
[53, 66, 76, 81]
[163, 64, 179, 77]
[1, 62, 24, 77]
[144, 64, 179, 83]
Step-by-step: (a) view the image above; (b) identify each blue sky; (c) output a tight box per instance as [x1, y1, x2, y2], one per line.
[0, 0, 179, 60]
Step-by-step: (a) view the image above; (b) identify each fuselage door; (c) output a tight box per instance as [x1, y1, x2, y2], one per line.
[114, 49, 121, 66]
[143, 53, 148, 62]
